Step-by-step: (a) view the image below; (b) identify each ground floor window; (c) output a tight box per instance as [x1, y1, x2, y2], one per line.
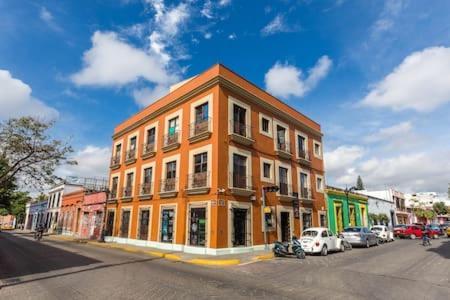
[138, 209, 150, 240]
[232, 208, 248, 247]
[349, 205, 356, 226]
[280, 211, 291, 243]
[105, 211, 115, 236]
[319, 212, 327, 228]
[189, 207, 206, 247]
[302, 211, 312, 231]
[120, 210, 130, 238]
[161, 208, 175, 243]
[335, 204, 344, 233]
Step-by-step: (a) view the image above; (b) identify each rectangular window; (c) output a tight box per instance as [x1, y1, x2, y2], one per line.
[320, 213, 327, 228]
[278, 167, 289, 195]
[233, 104, 247, 136]
[276, 125, 286, 150]
[161, 208, 175, 243]
[261, 118, 269, 133]
[300, 172, 308, 198]
[138, 209, 150, 240]
[111, 177, 118, 198]
[195, 102, 208, 123]
[168, 117, 179, 135]
[129, 136, 137, 151]
[194, 152, 208, 173]
[233, 153, 247, 188]
[314, 142, 322, 157]
[143, 167, 152, 184]
[115, 144, 122, 157]
[147, 127, 156, 145]
[302, 212, 312, 230]
[189, 207, 206, 246]
[120, 210, 130, 238]
[297, 135, 306, 158]
[165, 161, 177, 191]
[142, 167, 152, 195]
[124, 173, 133, 197]
[317, 176, 323, 191]
[263, 163, 271, 179]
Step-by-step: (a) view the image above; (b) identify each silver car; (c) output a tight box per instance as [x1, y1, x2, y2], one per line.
[341, 226, 378, 248]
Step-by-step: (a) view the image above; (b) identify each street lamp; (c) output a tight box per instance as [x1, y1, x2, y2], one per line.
[344, 186, 357, 227]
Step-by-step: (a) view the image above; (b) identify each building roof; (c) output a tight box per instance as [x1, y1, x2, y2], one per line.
[326, 186, 368, 201]
[113, 63, 322, 139]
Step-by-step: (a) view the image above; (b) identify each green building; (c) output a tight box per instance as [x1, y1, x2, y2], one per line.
[326, 186, 369, 234]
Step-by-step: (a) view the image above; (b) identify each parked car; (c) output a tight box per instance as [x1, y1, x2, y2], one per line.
[300, 227, 345, 256]
[446, 226, 450, 238]
[340, 226, 378, 248]
[398, 225, 436, 239]
[371, 225, 394, 243]
[393, 224, 407, 237]
[426, 225, 441, 239]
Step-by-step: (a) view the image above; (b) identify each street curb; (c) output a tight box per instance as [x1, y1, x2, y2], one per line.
[254, 253, 274, 261]
[186, 258, 241, 266]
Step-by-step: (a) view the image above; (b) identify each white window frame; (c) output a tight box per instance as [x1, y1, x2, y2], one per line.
[113, 139, 124, 162]
[140, 161, 156, 195]
[143, 121, 159, 149]
[158, 203, 178, 243]
[313, 139, 323, 159]
[188, 144, 212, 187]
[190, 94, 213, 125]
[164, 108, 183, 140]
[260, 157, 274, 183]
[258, 112, 273, 137]
[273, 118, 290, 151]
[295, 130, 309, 159]
[161, 154, 181, 192]
[228, 146, 252, 189]
[126, 130, 140, 159]
[315, 174, 324, 193]
[228, 96, 251, 137]
[119, 206, 133, 239]
[109, 172, 121, 197]
[296, 167, 311, 191]
[124, 167, 136, 197]
[275, 160, 293, 196]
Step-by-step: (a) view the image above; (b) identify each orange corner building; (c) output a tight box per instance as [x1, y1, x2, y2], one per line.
[105, 64, 327, 255]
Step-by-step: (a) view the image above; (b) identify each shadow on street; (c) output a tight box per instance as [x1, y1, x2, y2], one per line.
[0, 232, 100, 280]
[426, 239, 450, 259]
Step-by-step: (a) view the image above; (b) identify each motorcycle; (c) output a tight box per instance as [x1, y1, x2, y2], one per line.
[273, 236, 306, 259]
[34, 225, 44, 241]
[422, 234, 431, 246]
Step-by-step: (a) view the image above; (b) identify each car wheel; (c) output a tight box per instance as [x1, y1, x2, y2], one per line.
[410, 234, 416, 240]
[296, 251, 306, 259]
[366, 239, 370, 248]
[340, 243, 345, 252]
[321, 245, 328, 256]
[376, 238, 380, 246]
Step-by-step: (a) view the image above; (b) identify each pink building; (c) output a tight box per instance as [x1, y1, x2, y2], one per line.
[79, 191, 107, 239]
[0, 215, 16, 229]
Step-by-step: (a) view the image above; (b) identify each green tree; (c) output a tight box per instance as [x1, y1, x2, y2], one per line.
[378, 213, 389, 225]
[414, 208, 436, 220]
[356, 175, 365, 190]
[369, 213, 379, 225]
[432, 202, 448, 215]
[0, 117, 76, 191]
[8, 191, 30, 224]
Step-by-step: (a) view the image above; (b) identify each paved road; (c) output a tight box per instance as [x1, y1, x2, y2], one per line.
[0, 231, 449, 299]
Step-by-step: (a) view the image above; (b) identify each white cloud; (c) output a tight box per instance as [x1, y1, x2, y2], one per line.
[219, 0, 231, 6]
[264, 56, 332, 98]
[71, 31, 176, 87]
[0, 69, 58, 120]
[39, 7, 61, 32]
[261, 14, 297, 36]
[371, 0, 405, 37]
[324, 145, 365, 174]
[57, 145, 111, 179]
[360, 47, 450, 112]
[364, 121, 412, 143]
[201, 0, 214, 19]
[132, 84, 169, 107]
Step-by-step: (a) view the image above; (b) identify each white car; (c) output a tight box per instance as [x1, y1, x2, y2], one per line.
[371, 225, 394, 243]
[300, 227, 345, 256]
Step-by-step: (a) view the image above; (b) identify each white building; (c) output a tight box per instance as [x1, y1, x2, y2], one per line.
[405, 192, 450, 224]
[358, 189, 409, 225]
[357, 191, 396, 228]
[27, 199, 48, 231]
[45, 183, 84, 233]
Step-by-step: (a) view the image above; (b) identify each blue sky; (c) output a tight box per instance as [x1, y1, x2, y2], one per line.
[1, 0, 450, 193]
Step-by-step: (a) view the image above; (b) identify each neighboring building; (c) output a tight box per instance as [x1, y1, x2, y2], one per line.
[28, 199, 48, 231]
[0, 215, 16, 229]
[24, 202, 31, 230]
[326, 186, 369, 234]
[357, 190, 396, 227]
[45, 183, 84, 233]
[361, 189, 408, 225]
[60, 189, 85, 236]
[405, 192, 450, 224]
[105, 64, 326, 255]
[79, 191, 107, 240]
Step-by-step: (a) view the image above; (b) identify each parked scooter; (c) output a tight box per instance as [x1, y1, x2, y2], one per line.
[273, 236, 306, 259]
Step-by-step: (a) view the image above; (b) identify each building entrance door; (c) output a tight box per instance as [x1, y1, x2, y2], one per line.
[120, 210, 130, 238]
[139, 209, 150, 240]
[335, 205, 343, 233]
[106, 211, 114, 236]
[189, 207, 206, 246]
[161, 209, 175, 243]
[233, 208, 247, 247]
[280, 212, 291, 242]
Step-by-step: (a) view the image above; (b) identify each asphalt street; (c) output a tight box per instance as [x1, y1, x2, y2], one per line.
[0, 231, 449, 299]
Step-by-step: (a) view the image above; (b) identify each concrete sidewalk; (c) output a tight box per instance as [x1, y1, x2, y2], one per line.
[44, 234, 274, 266]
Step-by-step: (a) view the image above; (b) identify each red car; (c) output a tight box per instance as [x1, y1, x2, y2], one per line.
[393, 225, 407, 237]
[398, 225, 438, 239]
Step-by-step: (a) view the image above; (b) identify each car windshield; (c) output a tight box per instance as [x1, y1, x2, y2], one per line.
[371, 227, 382, 231]
[344, 227, 361, 232]
[302, 230, 318, 237]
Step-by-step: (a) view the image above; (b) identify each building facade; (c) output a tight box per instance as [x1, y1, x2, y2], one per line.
[326, 186, 369, 234]
[79, 191, 107, 239]
[27, 199, 48, 231]
[0, 215, 16, 229]
[362, 189, 409, 225]
[357, 190, 396, 227]
[60, 190, 85, 236]
[105, 64, 326, 255]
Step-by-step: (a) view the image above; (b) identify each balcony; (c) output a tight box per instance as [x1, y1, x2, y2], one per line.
[141, 142, 156, 159]
[189, 118, 212, 144]
[229, 173, 255, 196]
[122, 186, 133, 202]
[299, 186, 313, 204]
[275, 141, 292, 160]
[297, 149, 311, 166]
[159, 178, 178, 198]
[107, 190, 118, 203]
[229, 120, 254, 146]
[277, 183, 298, 202]
[186, 172, 210, 195]
[139, 182, 153, 200]
[162, 132, 180, 152]
[124, 149, 137, 165]
[110, 155, 121, 170]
